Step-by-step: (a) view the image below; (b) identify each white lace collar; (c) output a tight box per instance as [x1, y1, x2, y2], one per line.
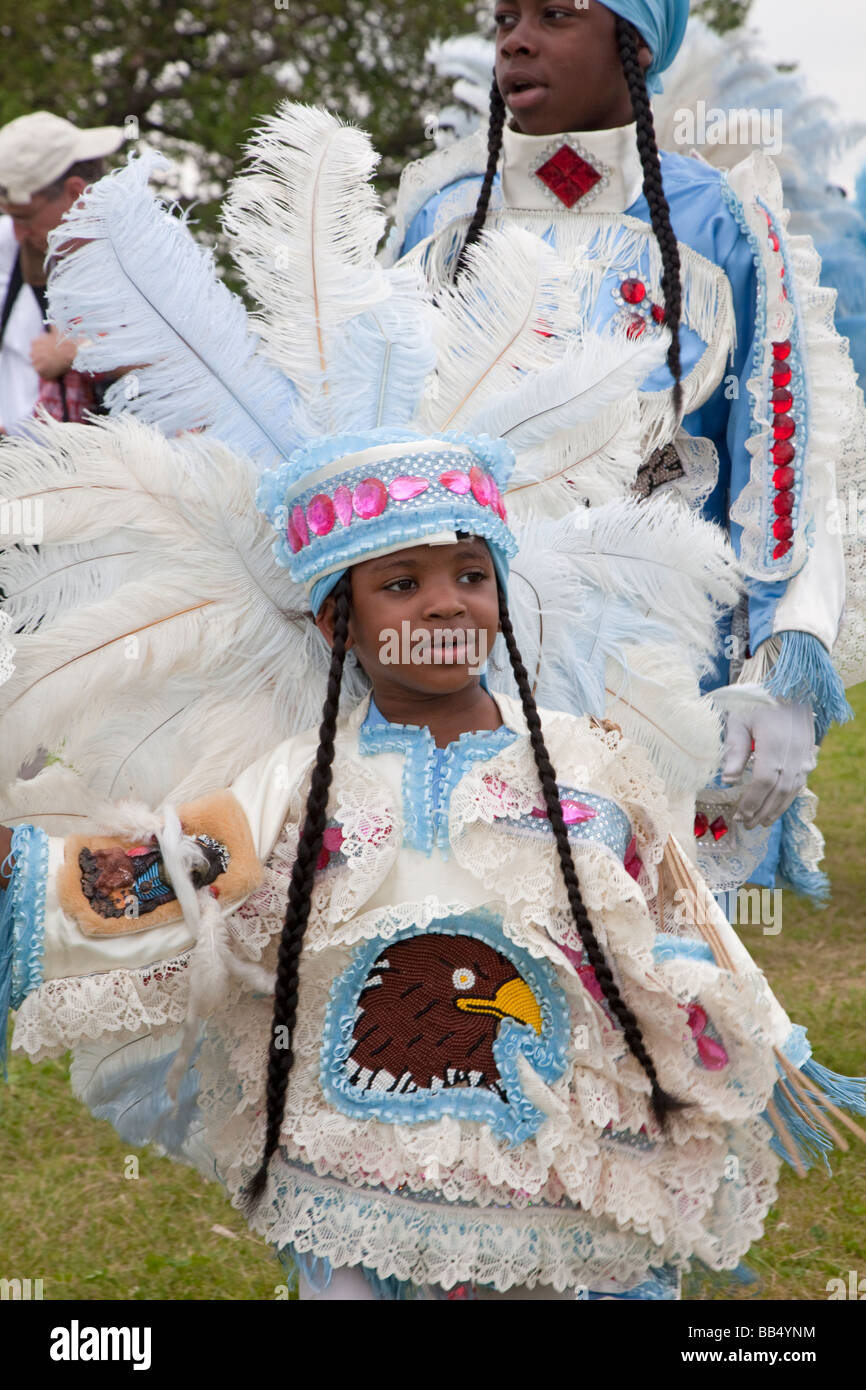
[501, 120, 643, 215]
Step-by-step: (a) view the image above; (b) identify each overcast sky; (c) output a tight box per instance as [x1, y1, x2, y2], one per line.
[750, 0, 866, 192]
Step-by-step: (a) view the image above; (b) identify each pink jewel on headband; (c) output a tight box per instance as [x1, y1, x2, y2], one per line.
[470, 465, 492, 507]
[334, 485, 353, 528]
[353, 477, 388, 519]
[307, 493, 336, 536]
[487, 476, 507, 521]
[439, 469, 472, 494]
[389, 475, 430, 501]
[288, 504, 309, 552]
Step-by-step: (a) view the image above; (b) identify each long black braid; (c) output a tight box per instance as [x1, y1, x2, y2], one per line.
[615, 17, 683, 418]
[453, 74, 507, 280]
[246, 572, 352, 1207]
[455, 26, 684, 419]
[497, 586, 685, 1127]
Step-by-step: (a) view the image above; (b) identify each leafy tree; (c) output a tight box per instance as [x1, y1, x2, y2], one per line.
[0, 0, 486, 232]
[693, 0, 752, 34]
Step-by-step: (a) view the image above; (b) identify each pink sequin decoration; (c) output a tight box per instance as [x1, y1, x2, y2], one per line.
[389, 475, 429, 501]
[697, 1034, 729, 1070]
[353, 477, 388, 519]
[469, 465, 492, 507]
[291, 504, 309, 549]
[577, 963, 605, 1003]
[286, 514, 303, 554]
[439, 469, 472, 494]
[686, 1003, 707, 1039]
[624, 835, 642, 880]
[306, 493, 335, 536]
[334, 485, 353, 528]
[322, 826, 344, 852]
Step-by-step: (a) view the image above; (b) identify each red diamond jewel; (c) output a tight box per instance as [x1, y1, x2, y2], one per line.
[772, 443, 795, 468]
[535, 145, 602, 208]
[709, 816, 729, 841]
[772, 387, 793, 412]
[773, 490, 794, 516]
[772, 339, 791, 361]
[772, 365, 792, 388]
[694, 812, 709, 838]
[773, 516, 794, 540]
[773, 464, 795, 488]
[773, 539, 792, 559]
[620, 277, 646, 304]
[773, 414, 795, 440]
[651, 302, 666, 324]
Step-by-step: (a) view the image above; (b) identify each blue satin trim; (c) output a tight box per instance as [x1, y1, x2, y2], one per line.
[1, 824, 49, 1075]
[358, 699, 519, 856]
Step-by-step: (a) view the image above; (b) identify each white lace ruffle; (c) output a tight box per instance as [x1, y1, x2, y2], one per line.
[12, 952, 192, 1063]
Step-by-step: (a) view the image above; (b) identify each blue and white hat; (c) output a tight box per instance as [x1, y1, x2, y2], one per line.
[256, 427, 517, 613]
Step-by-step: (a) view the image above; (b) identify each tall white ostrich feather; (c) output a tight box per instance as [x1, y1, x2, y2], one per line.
[45, 151, 305, 470]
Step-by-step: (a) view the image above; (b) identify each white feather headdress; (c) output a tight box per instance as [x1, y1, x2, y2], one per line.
[0, 101, 743, 821]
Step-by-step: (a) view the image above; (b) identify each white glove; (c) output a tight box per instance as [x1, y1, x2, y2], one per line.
[720, 699, 817, 829]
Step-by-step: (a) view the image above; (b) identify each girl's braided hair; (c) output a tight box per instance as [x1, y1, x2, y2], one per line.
[454, 19, 683, 417]
[246, 571, 352, 1206]
[247, 568, 682, 1206]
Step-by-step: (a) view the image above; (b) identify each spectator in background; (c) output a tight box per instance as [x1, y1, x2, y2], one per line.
[0, 112, 125, 435]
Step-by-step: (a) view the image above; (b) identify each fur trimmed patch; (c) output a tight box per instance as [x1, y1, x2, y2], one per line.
[57, 791, 263, 937]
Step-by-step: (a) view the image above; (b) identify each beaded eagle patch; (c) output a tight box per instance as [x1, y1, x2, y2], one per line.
[320, 913, 570, 1145]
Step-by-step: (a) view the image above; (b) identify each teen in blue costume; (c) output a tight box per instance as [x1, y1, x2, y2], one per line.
[386, 0, 866, 906]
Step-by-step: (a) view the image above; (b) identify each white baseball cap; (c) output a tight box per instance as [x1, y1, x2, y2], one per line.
[0, 112, 125, 204]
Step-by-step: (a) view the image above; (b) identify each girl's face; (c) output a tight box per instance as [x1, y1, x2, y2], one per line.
[493, 0, 651, 136]
[316, 537, 501, 704]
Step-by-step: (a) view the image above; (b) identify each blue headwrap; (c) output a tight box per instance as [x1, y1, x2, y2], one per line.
[600, 0, 690, 93]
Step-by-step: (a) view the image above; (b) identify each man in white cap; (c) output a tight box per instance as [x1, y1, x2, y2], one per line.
[0, 112, 124, 435]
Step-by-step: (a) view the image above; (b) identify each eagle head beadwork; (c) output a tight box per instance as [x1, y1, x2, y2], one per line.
[320, 917, 570, 1146]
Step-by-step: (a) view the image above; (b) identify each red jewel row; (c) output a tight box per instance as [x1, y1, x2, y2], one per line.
[286, 464, 507, 554]
[763, 210, 795, 561]
[694, 812, 728, 841]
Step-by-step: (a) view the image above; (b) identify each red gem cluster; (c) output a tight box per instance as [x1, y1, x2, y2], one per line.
[535, 144, 602, 208]
[763, 210, 796, 560]
[286, 464, 507, 554]
[612, 274, 666, 340]
[694, 812, 728, 841]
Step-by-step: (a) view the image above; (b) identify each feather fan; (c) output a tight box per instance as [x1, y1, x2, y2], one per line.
[467, 330, 668, 451]
[223, 103, 390, 427]
[417, 224, 586, 433]
[0, 415, 368, 806]
[45, 151, 305, 470]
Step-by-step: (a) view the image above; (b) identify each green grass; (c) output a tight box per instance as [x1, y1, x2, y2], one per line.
[2, 689, 865, 1300]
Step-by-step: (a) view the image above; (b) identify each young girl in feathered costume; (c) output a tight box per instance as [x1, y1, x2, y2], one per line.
[0, 103, 864, 1302]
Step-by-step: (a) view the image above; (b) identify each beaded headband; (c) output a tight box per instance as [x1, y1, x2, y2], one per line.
[256, 428, 518, 610]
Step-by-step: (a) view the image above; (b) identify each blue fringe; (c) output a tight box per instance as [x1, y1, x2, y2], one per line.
[276, 1246, 328, 1295]
[764, 631, 853, 742]
[765, 1054, 866, 1175]
[777, 795, 830, 906]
